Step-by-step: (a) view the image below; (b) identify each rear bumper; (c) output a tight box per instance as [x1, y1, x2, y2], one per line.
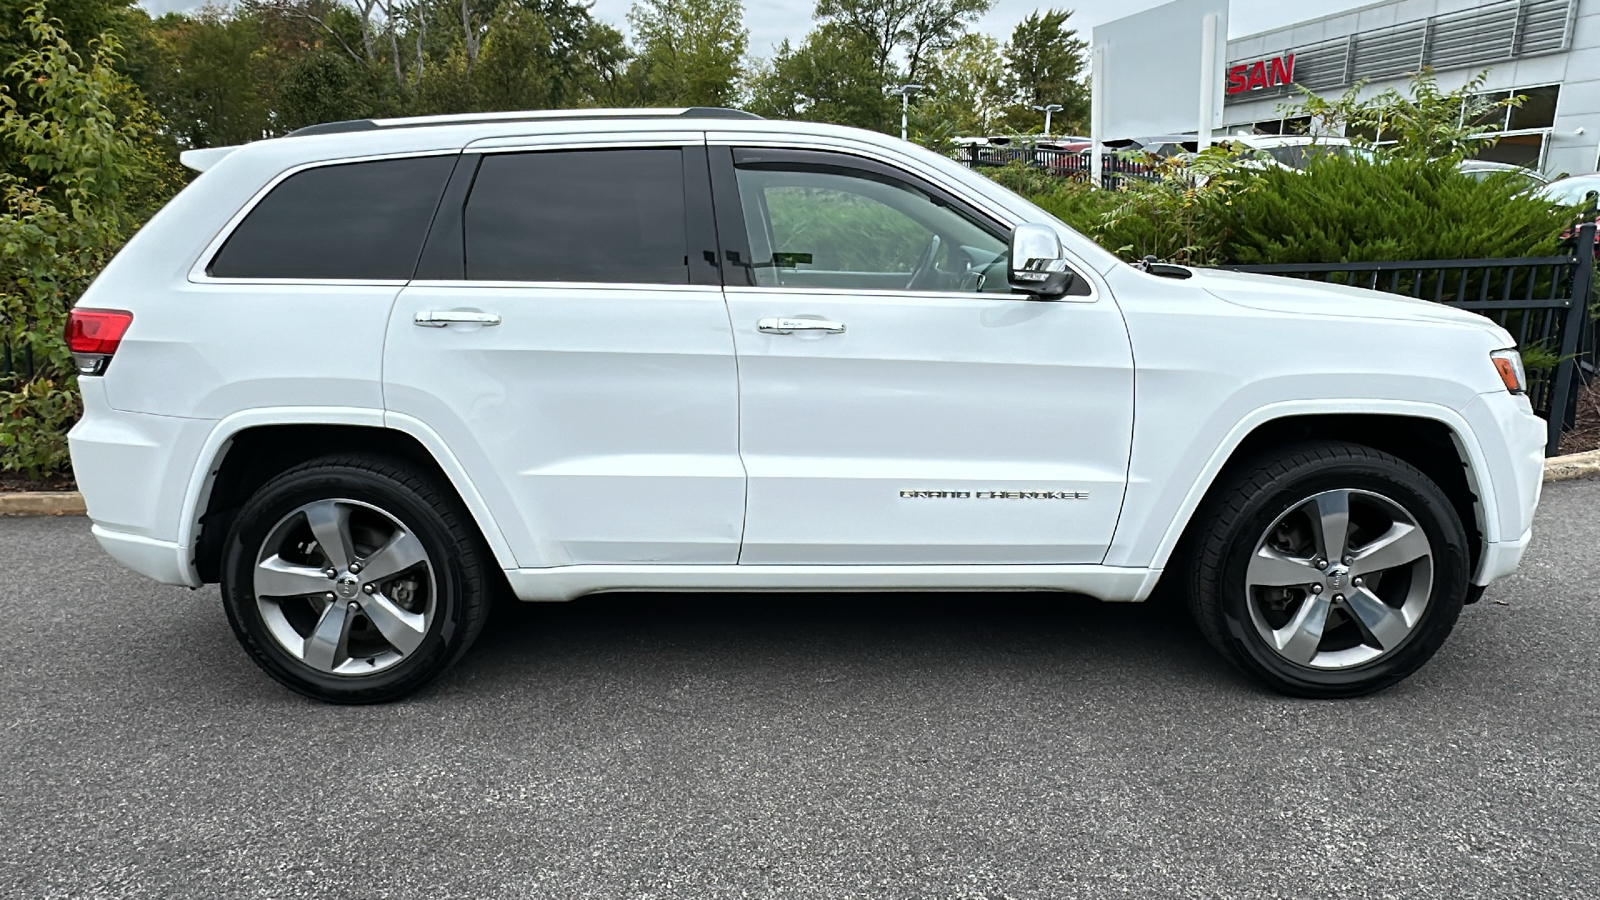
[68, 378, 213, 586]
[91, 525, 200, 588]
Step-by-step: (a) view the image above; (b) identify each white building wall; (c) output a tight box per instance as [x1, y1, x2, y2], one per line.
[1222, 0, 1600, 174]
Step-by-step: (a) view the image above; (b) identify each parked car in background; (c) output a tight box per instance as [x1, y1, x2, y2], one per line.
[1540, 173, 1600, 208]
[69, 108, 1546, 703]
[1541, 174, 1600, 255]
[1226, 134, 1374, 170]
[1457, 159, 1550, 191]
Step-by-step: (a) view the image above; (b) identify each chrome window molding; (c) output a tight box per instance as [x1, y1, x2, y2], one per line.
[720, 284, 1091, 304]
[406, 280, 723, 293]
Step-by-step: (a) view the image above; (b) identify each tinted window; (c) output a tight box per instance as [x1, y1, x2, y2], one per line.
[733, 162, 1010, 294]
[210, 155, 454, 280]
[464, 149, 688, 284]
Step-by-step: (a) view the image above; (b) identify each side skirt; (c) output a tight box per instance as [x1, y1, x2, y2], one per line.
[502, 564, 1162, 604]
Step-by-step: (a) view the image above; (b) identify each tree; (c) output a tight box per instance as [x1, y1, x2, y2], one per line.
[1001, 8, 1087, 135]
[625, 0, 746, 107]
[812, 0, 990, 85]
[1286, 69, 1521, 164]
[746, 24, 890, 130]
[275, 49, 379, 131]
[145, 9, 272, 148]
[914, 31, 1006, 140]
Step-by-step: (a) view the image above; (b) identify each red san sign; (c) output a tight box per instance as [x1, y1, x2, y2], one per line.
[1227, 54, 1295, 95]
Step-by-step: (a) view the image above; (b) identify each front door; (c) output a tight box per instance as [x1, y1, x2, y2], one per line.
[712, 146, 1135, 565]
[384, 142, 746, 568]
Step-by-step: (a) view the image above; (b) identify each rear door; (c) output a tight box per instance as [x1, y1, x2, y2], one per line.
[712, 144, 1135, 566]
[383, 137, 746, 567]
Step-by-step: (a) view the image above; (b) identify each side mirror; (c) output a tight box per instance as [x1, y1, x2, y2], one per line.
[1008, 223, 1077, 298]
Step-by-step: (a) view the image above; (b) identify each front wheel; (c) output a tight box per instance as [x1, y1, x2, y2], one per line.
[220, 455, 492, 703]
[1185, 442, 1472, 698]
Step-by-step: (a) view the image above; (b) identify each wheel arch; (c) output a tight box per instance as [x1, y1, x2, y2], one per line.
[1141, 402, 1495, 596]
[183, 411, 517, 584]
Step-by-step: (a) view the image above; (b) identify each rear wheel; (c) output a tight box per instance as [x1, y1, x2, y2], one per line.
[220, 455, 492, 703]
[1185, 442, 1471, 698]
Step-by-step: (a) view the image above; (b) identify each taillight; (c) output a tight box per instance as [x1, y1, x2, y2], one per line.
[65, 308, 133, 376]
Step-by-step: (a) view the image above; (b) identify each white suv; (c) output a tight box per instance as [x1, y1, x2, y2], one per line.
[67, 108, 1546, 702]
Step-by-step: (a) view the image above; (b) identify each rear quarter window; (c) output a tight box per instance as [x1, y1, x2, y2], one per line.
[208, 155, 456, 280]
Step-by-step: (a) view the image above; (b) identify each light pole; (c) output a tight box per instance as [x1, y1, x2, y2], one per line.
[1032, 102, 1063, 139]
[888, 83, 926, 142]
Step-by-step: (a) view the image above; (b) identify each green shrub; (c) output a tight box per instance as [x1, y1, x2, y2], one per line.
[0, 5, 170, 481]
[1213, 155, 1566, 264]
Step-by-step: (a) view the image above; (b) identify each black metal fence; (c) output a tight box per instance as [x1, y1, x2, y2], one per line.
[952, 144, 1158, 190]
[1222, 222, 1599, 457]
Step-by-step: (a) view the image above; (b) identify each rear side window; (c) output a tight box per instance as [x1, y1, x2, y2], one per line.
[463, 149, 688, 284]
[208, 155, 455, 280]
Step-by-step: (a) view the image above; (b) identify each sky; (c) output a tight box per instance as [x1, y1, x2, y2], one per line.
[138, 0, 1375, 56]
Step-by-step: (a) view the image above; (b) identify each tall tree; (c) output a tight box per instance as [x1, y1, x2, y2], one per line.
[146, 10, 272, 148]
[812, 0, 990, 85]
[746, 24, 888, 130]
[915, 31, 1005, 139]
[625, 0, 746, 107]
[1001, 7, 1087, 134]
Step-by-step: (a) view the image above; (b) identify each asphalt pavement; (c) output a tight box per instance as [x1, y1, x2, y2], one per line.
[3, 480, 1598, 899]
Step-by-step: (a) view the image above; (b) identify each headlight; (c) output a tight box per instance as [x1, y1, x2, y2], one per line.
[1490, 349, 1527, 394]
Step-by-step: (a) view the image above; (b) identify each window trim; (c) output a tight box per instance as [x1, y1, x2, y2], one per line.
[709, 143, 1095, 302]
[189, 149, 463, 287]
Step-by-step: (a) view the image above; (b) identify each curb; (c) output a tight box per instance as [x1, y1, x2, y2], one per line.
[1543, 449, 1600, 483]
[0, 491, 86, 516]
[0, 453, 1598, 518]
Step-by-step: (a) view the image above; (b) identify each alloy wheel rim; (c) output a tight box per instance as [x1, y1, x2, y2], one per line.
[1244, 489, 1433, 670]
[253, 498, 435, 677]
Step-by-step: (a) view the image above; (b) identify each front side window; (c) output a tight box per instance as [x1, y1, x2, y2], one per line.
[463, 148, 689, 284]
[209, 155, 455, 280]
[732, 156, 1011, 294]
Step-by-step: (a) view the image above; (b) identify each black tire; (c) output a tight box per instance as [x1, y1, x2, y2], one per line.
[221, 455, 492, 703]
[1184, 441, 1471, 698]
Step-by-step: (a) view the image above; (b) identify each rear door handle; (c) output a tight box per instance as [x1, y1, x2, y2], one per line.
[757, 317, 846, 335]
[414, 310, 501, 327]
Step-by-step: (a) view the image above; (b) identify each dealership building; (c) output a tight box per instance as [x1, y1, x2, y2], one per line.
[1220, 0, 1600, 175]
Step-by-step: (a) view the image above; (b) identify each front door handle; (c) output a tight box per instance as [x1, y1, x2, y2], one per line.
[414, 310, 502, 327]
[757, 317, 846, 335]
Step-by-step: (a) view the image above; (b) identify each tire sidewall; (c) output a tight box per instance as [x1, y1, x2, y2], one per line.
[221, 466, 469, 702]
[1214, 459, 1470, 696]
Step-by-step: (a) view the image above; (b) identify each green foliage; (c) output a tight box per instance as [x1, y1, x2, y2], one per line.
[276, 50, 378, 132]
[747, 25, 892, 130]
[1214, 155, 1565, 264]
[0, 5, 163, 479]
[0, 375, 79, 477]
[996, 151, 1569, 269]
[1287, 69, 1520, 164]
[912, 32, 1006, 141]
[1000, 8, 1086, 135]
[625, 0, 747, 107]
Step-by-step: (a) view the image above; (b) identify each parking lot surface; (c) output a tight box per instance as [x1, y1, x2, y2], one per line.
[3, 479, 1598, 899]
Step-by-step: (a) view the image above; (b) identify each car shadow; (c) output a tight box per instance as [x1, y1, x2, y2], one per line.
[446, 589, 1254, 697]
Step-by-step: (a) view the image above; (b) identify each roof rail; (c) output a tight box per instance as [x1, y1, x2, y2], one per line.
[286, 107, 761, 138]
